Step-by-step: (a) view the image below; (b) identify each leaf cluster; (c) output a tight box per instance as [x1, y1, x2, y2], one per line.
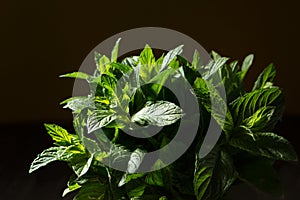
[29, 39, 297, 200]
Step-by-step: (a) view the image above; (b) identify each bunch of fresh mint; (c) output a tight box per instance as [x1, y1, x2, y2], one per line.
[30, 39, 297, 200]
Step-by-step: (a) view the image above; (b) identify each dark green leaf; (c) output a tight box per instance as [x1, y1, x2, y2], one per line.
[237, 158, 283, 196]
[230, 87, 284, 127]
[127, 185, 146, 198]
[194, 148, 237, 200]
[229, 131, 298, 161]
[145, 171, 164, 187]
[71, 154, 94, 177]
[194, 78, 234, 136]
[74, 179, 109, 200]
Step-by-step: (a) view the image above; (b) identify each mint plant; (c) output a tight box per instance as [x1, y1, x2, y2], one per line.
[29, 39, 298, 200]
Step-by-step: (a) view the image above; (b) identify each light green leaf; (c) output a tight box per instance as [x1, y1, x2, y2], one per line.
[229, 131, 298, 161]
[192, 50, 202, 71]
[60, 96, 95, 113]
[60, 71, 91, 80]
[203, 57, 229, 80]
[159, 45, 184, 72]
[29, 146, 74, 173]
[122, 56, 139, 67]
[44, 124, 72, 145]
[149, 68, 176, 95]
[111, 38, 121, 62]
[119, 149, 145, 187]
[239, 54, 254, 80]
[194, 148, 237, 200]
[139, 44, 155, 65]
[87, 110, 117, 133]
[131, 101, 184, 126]
[252, 64, 276, 90]
[99, 55, 111, 74]
[211, 51, 221, 61]
[127, 149, 145, 174]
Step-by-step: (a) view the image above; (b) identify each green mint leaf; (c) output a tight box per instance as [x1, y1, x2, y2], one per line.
[131, 101, 184, 127]
[87, 110, 117, 133]
[229, 131, 298, 161]
[139, 44, 155, 65]
[73, 179, 108, 200]
[60, 71, 91, 80]
[60, 96, 95, 113]
[71, 153, 94, 178]
[44, 124, 72, 145]
[29, 146, 74, 173]
[230, 87, 284, 127]
[203, 57, 229, 80]
[159, 45, 184, 72]
[111, 38, 121, 62]
[194, 148, 237, 200]
[252, 64, 276, 90]
[239, 54, 254, 80]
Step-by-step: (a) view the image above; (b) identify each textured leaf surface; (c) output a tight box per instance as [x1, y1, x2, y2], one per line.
[229, 131, 298, 161]
[87, 110, 117, 133]
[44, 124, 72, 145]
[71, 154, 94, 177]
[194, 148, 237, 200]
[131, 101, 184, 126]
[29, 146, 73, 173]
[230, 87, 284, 127]
[159, 45, 183, 72]
[253, 64, 276, 90]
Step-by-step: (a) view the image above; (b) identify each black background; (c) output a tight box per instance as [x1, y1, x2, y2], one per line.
[1, 0, 300, 199]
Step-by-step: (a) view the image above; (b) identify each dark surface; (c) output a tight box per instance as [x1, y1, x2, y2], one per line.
[1, 0, 300, 124]
[0, 116, 299, 200]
